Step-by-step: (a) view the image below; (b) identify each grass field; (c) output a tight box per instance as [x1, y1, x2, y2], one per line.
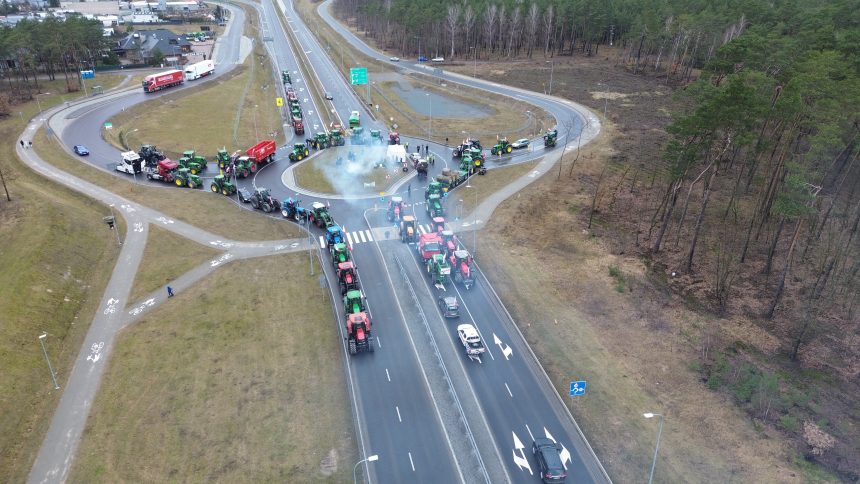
[0, 81, 128, 483]
[452, 159, 540, 217]
[70, 254, 356, 482]
[129, 226, 222, 302]
[293, 146, 410, 195]
[35, 130, 304, 241]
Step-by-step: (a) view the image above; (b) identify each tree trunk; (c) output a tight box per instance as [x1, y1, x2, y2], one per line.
[767, 219, 803, 319]
[764, 217, 785, 277]
[686, 168, 718, 272]
[652, 179, 682, 253]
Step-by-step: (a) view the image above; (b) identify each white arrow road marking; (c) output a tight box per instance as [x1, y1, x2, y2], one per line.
[528, 170, 541, 178]
[308, 110, 314, 115]
[544, 427, 572, 470]
[133, 222, 144, 232]
[512, 431, 532, 475]
[493, 333, 513, 360]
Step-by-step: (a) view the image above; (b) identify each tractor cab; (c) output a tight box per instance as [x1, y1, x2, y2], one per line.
[138, 144, 165, 166]
[351, 126, 365, 145]
[336, 261, 359, 294]
[431, 217, 446, 233]
[418, 232, 443, 261]
[325, 225, 345, 247]
[451, 249, 475, 289]
[425, 181, 443, 200]
[281, 70, 291, 84]
[400, 215, 417, 243]
[282, 197, 301, 219]
[182, 150, 196, 159]
[370, 129, 383, 145]
[426, 194, 444, 217]
[216, 148, 231, 168]
[210, 173, 236, 196]
[343, 289, 367, 315]
[330, 242, 351, 266]
[387, 196, 404, 222]
[310, 201, 334, 228]
[491, 138, 514, 155]
[289, 143, 309, 162]
[427, 253, 451, 286]
[440, 230, 457, 253]
[346, 312, 373, 355]
[543, 129, 558, 148]
[313, 132, 330, 150]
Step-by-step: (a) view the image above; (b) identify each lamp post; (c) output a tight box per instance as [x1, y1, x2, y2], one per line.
[426, 92, 432, 139]
[38, 333, 60, 390]
[35, 92, 51, 115]
[526, 110, 534, 139]
[466, 182, 477, 258]
[470, 46, 477, 78]
[643, 413, 664, 484]
[546, 61, 554, 95]
[414, 36, 421, 61]
[353, 454, 379, 484]
[253, 104, 259, 140]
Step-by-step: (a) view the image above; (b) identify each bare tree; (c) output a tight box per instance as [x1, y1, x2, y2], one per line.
[482, 4, 497, 54]
[506, 6, 521, 58]
[525, 3, 539, 58]
[462, 5, 475, 57]
[496, 5, 506, 55]
[447, 4, 461, 59]
[542, 5, 554, 57]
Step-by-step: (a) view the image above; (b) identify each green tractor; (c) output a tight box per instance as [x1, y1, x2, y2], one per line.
[490, 138, 514, 155]
[351, 126, 366, 145]
[174, 168, 202, 188]
[543, 129, 558, 148]
[426, 193, 444, 217]
[290, 105, 302, 119]
[216, 148, 232, 169]
[231, 156, 253, 178]
[281, 70, 291, 84]
[312, 132, 330, 150]
[288, 143, 310, 162]
[330, 242, 351, 266]
[343, 289, 367, 315]
[426, 253, 451, 286]
[210, 174, 237, 196]
[349, 110, 360, 128]
[425, 181, 443, 201]
[330, 125, 346, 147]
[179, 150, 208, 174]
[369, 129, 384, 145]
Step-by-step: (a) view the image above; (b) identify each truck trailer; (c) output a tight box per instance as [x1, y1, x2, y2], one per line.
[142, 69, 184, 93]
[184, 60, 215, 80]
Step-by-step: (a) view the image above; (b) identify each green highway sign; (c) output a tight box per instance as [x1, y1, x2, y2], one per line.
[350, 67, 368, 85]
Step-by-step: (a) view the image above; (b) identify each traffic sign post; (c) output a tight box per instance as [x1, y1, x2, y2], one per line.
[350, 67, 368, 85]
[569, 380, 587, 396]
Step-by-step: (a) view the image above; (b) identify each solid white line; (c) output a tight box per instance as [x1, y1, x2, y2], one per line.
[365, 229, 374, 241]
[358, 231, 367, 243]
[376, 336, 381, 348]
[526, 424, 535, 442]
[318, 235, 325, 248]
[396, 406, 402, 422]
[408, 452, 415, 471]
[386, 368, 391, 382]
[346, 232, 354, 245]
[505, 382, 513, 398]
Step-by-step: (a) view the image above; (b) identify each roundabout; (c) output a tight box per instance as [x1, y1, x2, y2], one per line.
[289, 145, 413, 198]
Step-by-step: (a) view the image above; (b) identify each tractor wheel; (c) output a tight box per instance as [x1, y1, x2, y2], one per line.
[222, 188, 230, 196]
[296, 154, 303, 161]
[262, 202, 272, 213]
[348, 340, 357, 355]
[191, 167, 198, 175]
[241, 169, 249, 178]
[250, 164, 257, 173]
[190, 181, 198, 189]
[211, 184, 219, 193]
[175, 179, 184, 187]
[304, 149, 309, 156]
[251, 198, 259, 209]
[368, 338, 375, 353]
[506, 145, 513, 153]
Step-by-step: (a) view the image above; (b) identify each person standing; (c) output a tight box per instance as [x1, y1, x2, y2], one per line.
[407, 183, 412, 199]
[167, 286, 174, 297]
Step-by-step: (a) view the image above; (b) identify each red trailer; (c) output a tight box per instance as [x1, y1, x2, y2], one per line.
[142, 69, 184, 93]
[246, 140, 277, 168]
[293, 116, 305, 135]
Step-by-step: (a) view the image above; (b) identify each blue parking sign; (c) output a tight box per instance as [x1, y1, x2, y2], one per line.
[569, 381, 587, 396]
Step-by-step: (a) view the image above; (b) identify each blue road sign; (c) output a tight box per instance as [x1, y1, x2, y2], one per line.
[569, 380, 587, 396]
[80, 70, 95, 80]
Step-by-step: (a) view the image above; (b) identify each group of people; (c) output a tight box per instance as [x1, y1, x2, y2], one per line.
[19, 140, 32, 149]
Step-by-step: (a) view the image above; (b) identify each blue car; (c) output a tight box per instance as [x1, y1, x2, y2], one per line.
[418, 56, 428, 62]
[73, 145, 89, 156]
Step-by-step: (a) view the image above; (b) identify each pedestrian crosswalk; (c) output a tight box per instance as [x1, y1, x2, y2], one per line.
[317, 224, 440, 247]
[319, 229, 375, 248]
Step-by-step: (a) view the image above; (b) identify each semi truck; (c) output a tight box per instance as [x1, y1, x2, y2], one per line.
[184, 59, 215, 80]
[116, 150, 143, 174]
[142, 69, 184, 93]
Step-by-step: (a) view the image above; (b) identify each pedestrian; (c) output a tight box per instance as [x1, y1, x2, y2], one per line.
[20, 140, 24, 148]
[407, 183, 412, 198]
[405, 142, 409, 152]
[28, 141, 32, 148]
[445, 137, 449, 146]
[167, 286, 174, 297]
[426, 145, 430, 155]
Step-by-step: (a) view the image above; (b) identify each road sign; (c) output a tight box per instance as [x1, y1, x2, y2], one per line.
[276, 97, 283, 107]
[80, 70, 94, 79]
[103, 122, 113, 129]
[569, 381, 587, 396]
[350, 67, 368, 85]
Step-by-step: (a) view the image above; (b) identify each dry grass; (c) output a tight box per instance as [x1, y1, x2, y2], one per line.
[129, 225, 222, 301]
[35, 130, 304, 241]
[69, 254, 356, 482]
[454, 159, 540, 215]
[292, 147, 409, 195]
[0, 84, 126, 483]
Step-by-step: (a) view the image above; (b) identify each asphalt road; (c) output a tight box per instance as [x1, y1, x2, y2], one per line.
[45, 0, 609, 481]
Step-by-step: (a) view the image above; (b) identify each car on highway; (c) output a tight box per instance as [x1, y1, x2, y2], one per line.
[438, 296, 460, 318]
[389, 56, 400, 62]
[431, 57, 445, 63]
[324, 92, 333, 100]
[511, 138, 530, 149]
[532, 437, 567, 483]
[73, 145, 89, 156]
[418, 56, 428, 62]
[457, 324, 485, 356]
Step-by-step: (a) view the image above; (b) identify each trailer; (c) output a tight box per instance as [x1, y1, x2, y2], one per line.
[142, 69, 184, 93]
[245, 140, 277, 170]
[184, 59, 215, 80]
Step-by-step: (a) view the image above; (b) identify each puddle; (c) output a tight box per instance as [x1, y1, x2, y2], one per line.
[389, 83, 493, 118]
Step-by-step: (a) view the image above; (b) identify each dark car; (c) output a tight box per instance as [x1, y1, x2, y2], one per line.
[533, 437, 567, 483]
[237, 187, 252, 203]
[73, 145, 89, 156]
[418, 56, 428, 62]
[324, 92, 333, 100]
[438, 296, 459, 318]
[511, 138, 530, 149]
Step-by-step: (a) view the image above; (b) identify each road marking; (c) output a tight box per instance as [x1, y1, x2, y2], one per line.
[386, 368, 391, 381]
[318, 235, 325, 248]
[512, 431, 532, 475]
[346, 232, 354, 245]
[505, 382, 513, 398]
[86, 341, 104, 363]
[408, 452, 415, 471]
[364, 229, 374, 241]
[493, 333, 513, 360]
[210, 253, 233, 267]
[103, 298, 119, 315]
[128, 298, 156, 316]
[376, 336, 382, 348]
[417, 224, 426, 234]
[396, 406, 402, 422]
[358, 230, 366, 243]
[525, 424, 535, 442]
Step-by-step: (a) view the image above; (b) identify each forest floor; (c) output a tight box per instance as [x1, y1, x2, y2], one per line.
[445, 54, 849, 481]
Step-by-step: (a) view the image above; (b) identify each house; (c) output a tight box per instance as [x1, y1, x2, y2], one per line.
[115, 29, 191, 64]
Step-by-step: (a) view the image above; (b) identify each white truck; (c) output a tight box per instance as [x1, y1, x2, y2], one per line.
[183, 59, 215, 81]
[457, 324, 486, 359]
[116, 151, 143, 175]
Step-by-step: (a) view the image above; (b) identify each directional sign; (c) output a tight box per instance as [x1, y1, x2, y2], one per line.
[104, 122, 113, 129]
[80, 70, 94, 80]
[569, 380, 587, 396]
[275, 97, 284, 107]
[350, 67, 368, 85]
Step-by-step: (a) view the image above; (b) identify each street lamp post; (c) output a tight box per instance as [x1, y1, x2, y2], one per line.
[470, 46, 477, 78]
[643, 413, 664, 484]
[253, 105, 259, 140]
[526, 110, 534, 139]
[38, 333, 60, 390]
[546, 61, 554, 95]
[353, 454, 379, 484]
[35, 93, 50, 115]
[426, 92, 432, 139]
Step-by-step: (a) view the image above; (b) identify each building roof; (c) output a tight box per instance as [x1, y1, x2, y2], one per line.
[117, 29, 190, 55]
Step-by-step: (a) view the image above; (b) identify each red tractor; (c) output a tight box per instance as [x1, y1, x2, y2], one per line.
[389, 131, 400, 145]
[449, 249, 475, 289]
[346, 312, 374, 355]
[431, 216, 446, 234]
[418, 232, 443, 262]
[144, 158, 178, 183]
[440, 230, 458, 255]
[387, 196, 405, 222]
[336, 261, 359, 295]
